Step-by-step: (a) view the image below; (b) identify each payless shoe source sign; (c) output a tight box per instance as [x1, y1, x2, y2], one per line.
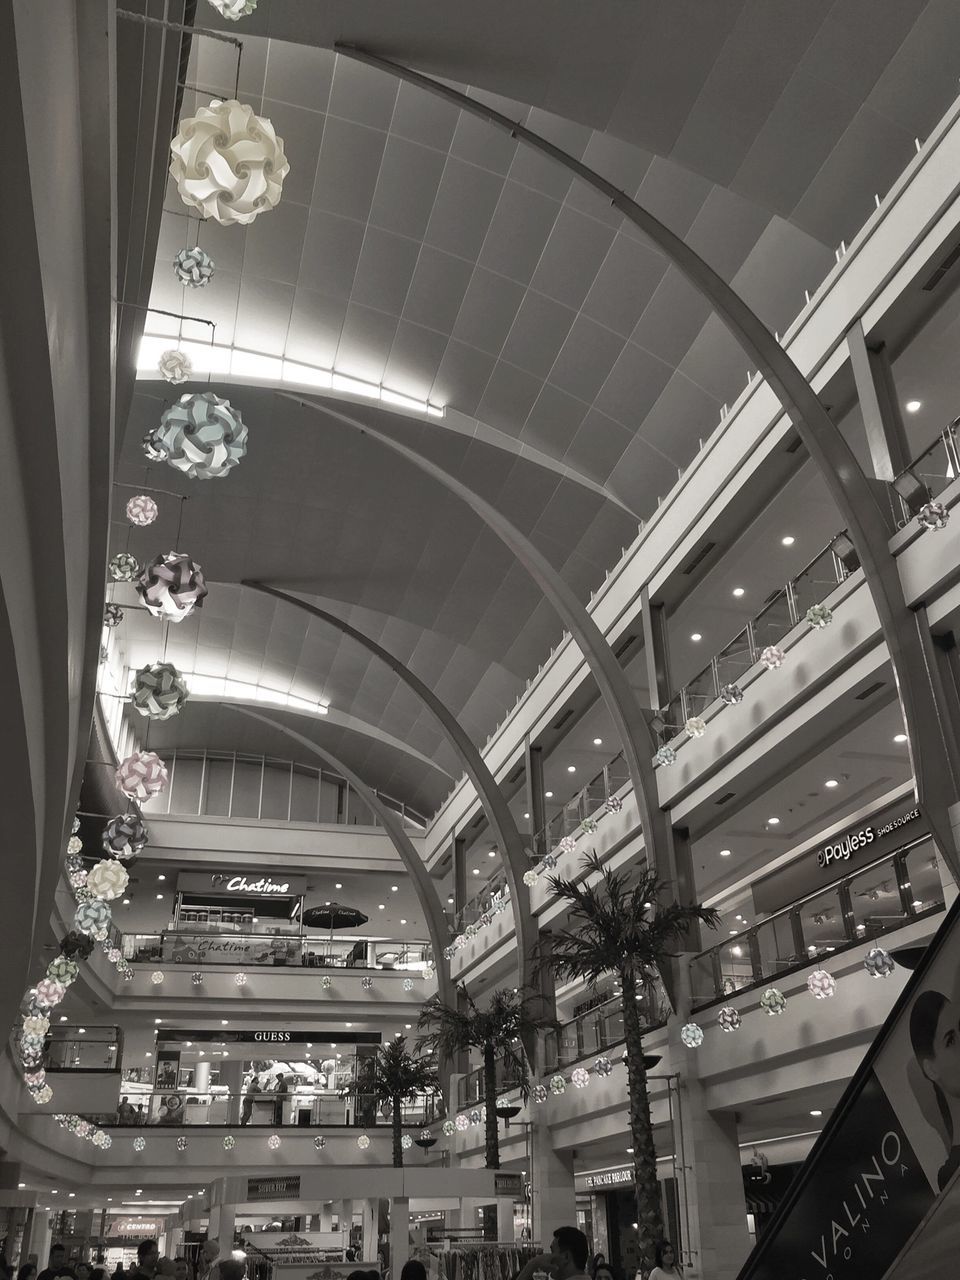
[752, 801, 924, 916]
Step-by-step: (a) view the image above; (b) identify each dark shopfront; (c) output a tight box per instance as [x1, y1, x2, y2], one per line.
[582, 1169, 681, 1276]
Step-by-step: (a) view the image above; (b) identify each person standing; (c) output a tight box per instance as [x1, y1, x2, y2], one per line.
[513, 1227, 591, 1280]
[648, 1243, 681, 1280]
[240, 1074, 259, 1126]
[273, 1073, 289, 1126]
[38, 1247, 67, 1280]
[129, 1241, 159, 1280]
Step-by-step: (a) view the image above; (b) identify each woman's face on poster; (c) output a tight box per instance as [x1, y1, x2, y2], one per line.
[924, 997, 960, 1098]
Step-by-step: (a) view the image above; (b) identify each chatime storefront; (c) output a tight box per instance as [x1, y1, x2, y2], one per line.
[163, 870, 307, 965]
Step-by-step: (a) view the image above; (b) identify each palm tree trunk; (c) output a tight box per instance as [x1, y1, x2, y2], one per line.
[392, 1092, 404, 1167]
[482, 1043, 500, 1169]
[621, 969, 664, 1269]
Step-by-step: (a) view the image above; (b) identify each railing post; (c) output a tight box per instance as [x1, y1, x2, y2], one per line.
[789, 908, 806, 961]
[895, 850, 916, 917]
[837, 881, 857, 943]
[747, 929, 764, 984]
[745, 619, 758, 665]
[785, 579, 800, 627]
[710, 947, 725, 999]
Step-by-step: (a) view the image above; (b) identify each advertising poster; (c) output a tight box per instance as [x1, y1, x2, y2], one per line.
[739, 894, 960, 1280]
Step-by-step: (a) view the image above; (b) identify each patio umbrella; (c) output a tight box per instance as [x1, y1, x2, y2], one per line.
[302, 902, 369, 954]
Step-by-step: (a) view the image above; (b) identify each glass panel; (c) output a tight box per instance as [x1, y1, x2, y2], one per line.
[848, 860, 908, 943]
[684, 662, 716, 718]
[752, 588, 794, 652]
[203, 755, 234, 817]
[290, 764, 319, 822]
[796, 886, 848, 961]
[231, 756, 263, 818]
[714, 936, 755, 995]
[754, 912, 802, 977]
[792, 546, 842, 617]
[319, 776, 342, 823]
[169, 754, 203, 815]
[260, 761, 292, 820]
[902, 837, 945, 914]
[907, 428, 959, 500]
[714, 627, 754, 691]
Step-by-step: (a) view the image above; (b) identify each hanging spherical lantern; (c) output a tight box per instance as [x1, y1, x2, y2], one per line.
[74, 898, 111, 939]
[267, 1133, 281, 1150]
[321, 975, 332, 990]
[170, 98, 289, 226]
[357, 1133, 371, 1149]
[549, 1073, 566, 1096]
[804, 603, 833, 629]
[571, 1067, 590, 1089]
[235, 972, 247, 986]
[522, 869, 538, 887]
[137, 551, 208, 621]
[314, 1134, 326, 1150]
[361, 976, 373, 990]
[173, 245, 215, 287]
[401, 1133, 413, 1150]
[402, 977, 414, 992]
[134, 1136, 146, 1152]
[864, 946, 896, 978]
[441, 1119, 456, 1137]
[680, 1022, 704, 1048]
[23, 1068, 46, 1089]
[558, 835, 577, 856]
[60, 930, 95, 960]
[34, 978, 66, 1009]
[918, 500, 949, 530]
[158, 349, 193, 384]
[192, 972, 204, 987]
[655, 745, 677, 767]
[442, 945, 455, 960]
[86, 859, 129, 901]
[126, 494, 159, 526]
[104, 602, 124, 628]
[720, 683, 743, 705]
[67, 835, 83, 856]
[102, 812, 149, 860]
[116, 750, 169, 801]
[685, 716, 707, 738]
[30, 1083, 54, 1105]
[19, 1037, 43, 1068]
[532, 1084, 548, 1104]
[454, 1114, 470, 1132]
[205, 0, 258, 20]
[540, 853, 557, 871]
[717, 1006, 741, 1033]
[65, 852, 84, 875]
[72, 816, 80, 834]
[580, 818, 598, 835]
[759, 987, 787, 1016]
[594, 1055, 613, 1077]
[807, 969, 837, 999]
[68, 868, 88, 891]
[150, 971, 164, 986]
[23, 1014, 49, 1038]
[131, 662, 189, 720]
[176, 1136, 188, 1152]
[108, 552, 141, 582]
[47, 955, 79, 985]
[107, 947, 122, 964]
[605, 795, 623, 813]
[145, 392, 248, 479]
[760, 645, 785, 670]
[223, 1135, 236, 1150]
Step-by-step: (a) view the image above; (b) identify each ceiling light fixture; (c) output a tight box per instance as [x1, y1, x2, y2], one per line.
[690, 633, 702, 642]
[719, 849, 731, 857]
[545, 791, 553, 798]
[767, 817, 780, 825]
[567, 765, 576, 773]
[905, 400, 922, 413]
[732, 587, 745, 598]
[781, 535, 795, 546]
[810, 1109, 823, 1117]
[893, 733, 908, 743]
[472, 869, 479, 876]
[825, 779, 839, 788]
[593, 737, 603, 746]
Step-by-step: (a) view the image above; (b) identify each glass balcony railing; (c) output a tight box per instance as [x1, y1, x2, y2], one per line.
[140, 748, 427, 830]
[893, 418, 960, 522]
[689, 837, 944, 1007]
[43, 1026, 122, 1072]
[99, 1090, 443, 1129]
[121, 930, 432, 971]
[543, 983, 669, 1073]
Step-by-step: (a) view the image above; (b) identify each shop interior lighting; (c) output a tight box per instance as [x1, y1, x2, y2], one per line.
[137, 334, 446, 419]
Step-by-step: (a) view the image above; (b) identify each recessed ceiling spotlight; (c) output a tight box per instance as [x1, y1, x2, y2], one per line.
[122, 897, 130, 905]
[335, 882, 343, 889]
[905, 400, 922, 413]
[719, 849, 731, 857]
[567, 765, 576, 773]
[523, 812, 530, 819]
[781, 535, 795, 546]
[810, 1109, 823, 1117]
[545, 791, 553, 798]
[156, 893, 164, 900]
[593, 737, 603, 746]
[893, 733, 908, 743]
[400, 918, 407, 925]
[825, 779, 839, 788]
[60, 1015, 68, 1022]
[732, 587, 745, 598]
[345, 1022, 353, 1028]
[472, 868, 480, 876]
[221, 1020, 228, 1026]
[157, 874, 165, 881]
[488, 849, 496, 858]
[729, 930, 738, 936]
[377, 904, 385, 910]
[767, 817, 780, 825]
[690, 632, 702, 642]
[391, 885, 399, 891]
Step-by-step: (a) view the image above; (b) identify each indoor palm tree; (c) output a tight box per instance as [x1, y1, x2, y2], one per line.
[547, 853, 719, 1264]
[417, 983, 546, 1168]
[358, 1037, 440, 1167]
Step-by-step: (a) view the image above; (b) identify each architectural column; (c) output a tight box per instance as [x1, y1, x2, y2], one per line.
[530, 1119, 576, 1245]
[30, 1211, 52, 1271]
[166, 1225, 183, 1260]
[453, 835, 467, 918]
[337, 1201, 354, 1253]
[319, 1203, 333, 1232]
[390, 1197, 410, 1274]
[207, 1204, 236, 1258]
[640, 587, 673, 714]
[496, 1198, 515, 1243]
[219, 1059, 244, 1125]
[360, 1199, 378, 1261]
[846, 319, 911, 480]
[525, 739, 547, 860]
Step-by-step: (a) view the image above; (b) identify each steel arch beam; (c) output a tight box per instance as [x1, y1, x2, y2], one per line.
[240, 578, 538, 992]
[333, 45, 960, 878]
[230, 704, 456, 1011]
[281, 394, 671, 886]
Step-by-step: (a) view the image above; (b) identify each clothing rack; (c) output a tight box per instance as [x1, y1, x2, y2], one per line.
[415, 1243, 541, 1280]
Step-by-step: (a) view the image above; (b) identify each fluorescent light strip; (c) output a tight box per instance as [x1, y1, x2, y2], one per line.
[137, 335, 445, 418]
[168, 669, 329, 715]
